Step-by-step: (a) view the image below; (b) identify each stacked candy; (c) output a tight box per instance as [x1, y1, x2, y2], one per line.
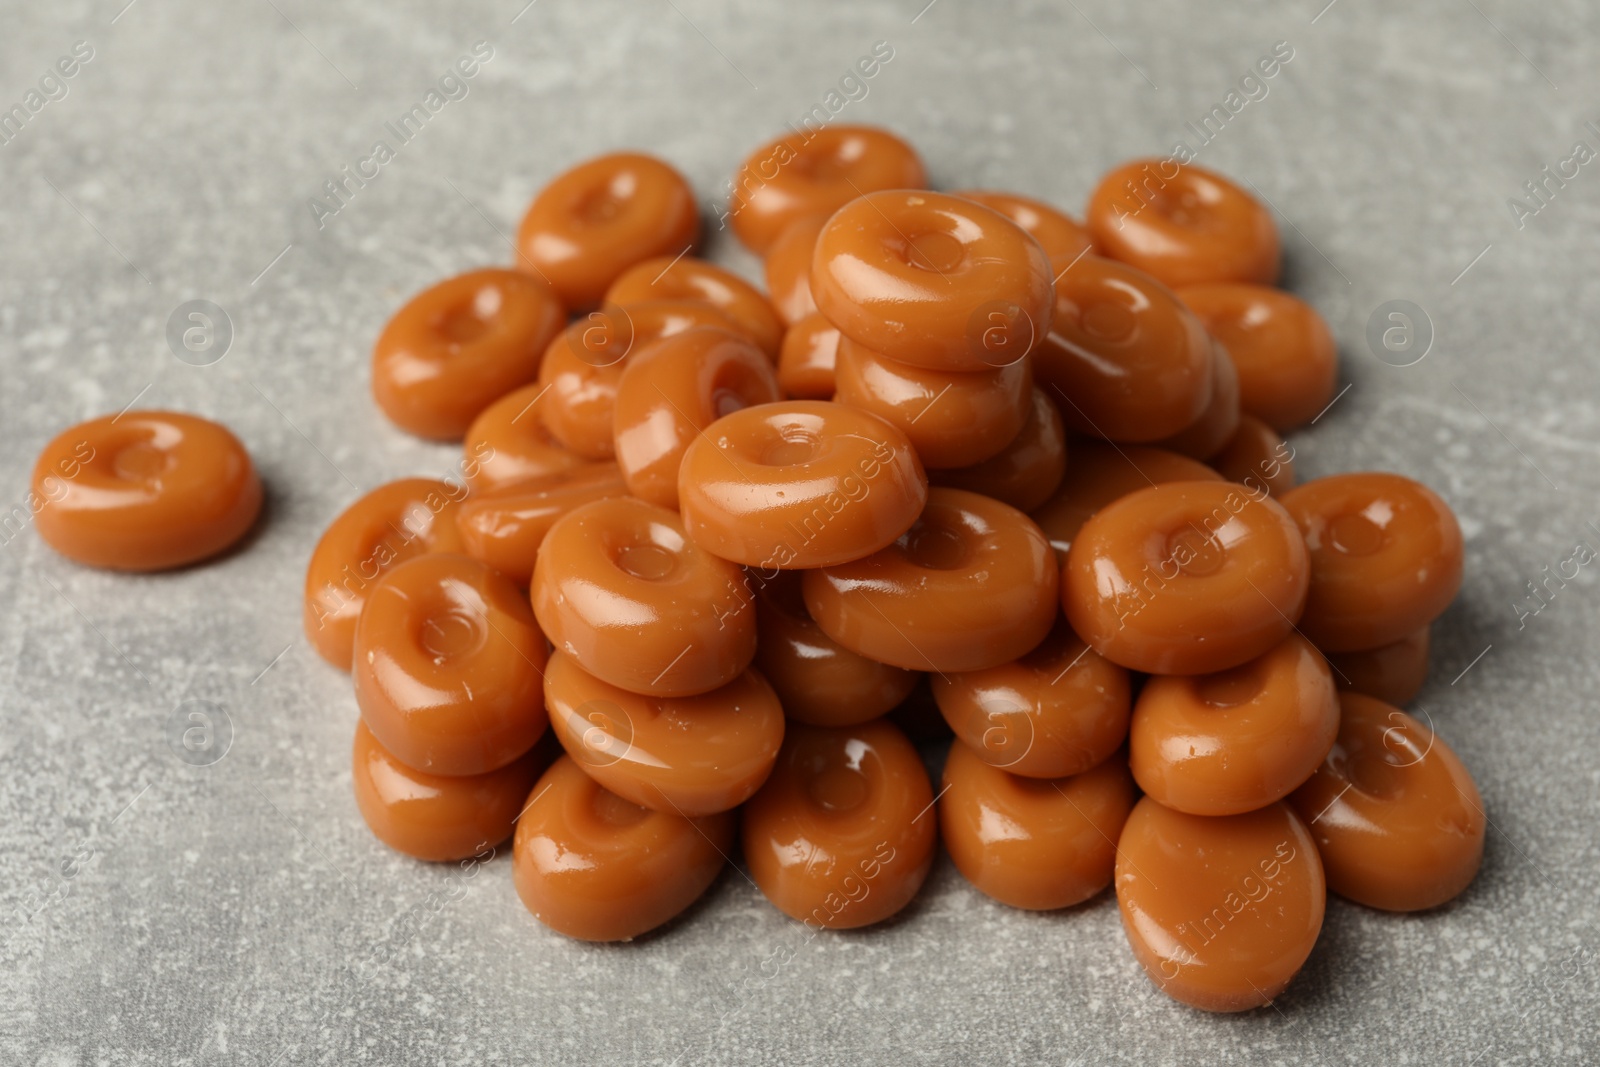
[290, 127, 1483, 1011]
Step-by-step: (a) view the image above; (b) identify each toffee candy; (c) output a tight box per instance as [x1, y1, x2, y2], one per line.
[1281, 472, 1463, 652]
[728, 125, 925, 254]
[1325, 626, 1431, 706]
[1115, 798, 1325, 1012]
[461, 382, 585, 494]
[833, 336, 1033, 470]
[454, 464, 630, 585]
[803, 487, 1058, 673]
[537, 299, 748, 461]
[1030, 442, 1222, 561]
[304, 478, 468, 670]
[811, 189, 1054, 373]
[1208, 414, 1296, 499]
[940, 741, 1136, 911]
[742, 718, 935, 929]
[776, 311, 841, 400]
[932, 617, 1130, 780]
[352, 719, 547, 862]
[372, 268, 565, 440]
[531, 496, 756, 697]
[1179, 283, 1338, 432]
[353, 553, 548, 776]
[1063, 479, 1309, 675]
[544, 650, 784, 816]
[1034, 255, 1213, 442]
[677, 400, 927, 570]
[929, 386, 1068, 512]
[612, 327, 781, 509]
[1129, 633, 1339, 816]
[513, 755, 734, 941]
[948, 189, 1094, 270]
[1087, 159, 1281, 289]
[605, 255, 783, 359]
[753, 571, 921, 728]
[516, 151, 699, 310]
[33, 410, 261, 573]
[763, 213, 829, 325]
[1290, 692, 1484, 912]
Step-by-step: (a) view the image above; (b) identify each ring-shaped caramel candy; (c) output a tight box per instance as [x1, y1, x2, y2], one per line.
[33, 410, 261, 573]
[833, 337, 1033, 469]
[372, 268, 565, 440]
[1087, 159, 1280, 289]
[605, 256, 783, 359]
[1280, 472, 1463, 652]
[803, 487, 1059, 673]
[929, 387, 1067, 512]
[516, 152, 699, 310]
[353, 553, 548, 776]
[1129, 633, 1339, 815]
[753, 570, 921, 727]
[531, 496, 756, 697]
[811, 190, 1053, 373]
[1289, 693, 1484, 912]
[612, 328, 781, 509]
[932, 617, 1130, 779]
[1033, 255, 1213, 442]
[513, 756, 734, 941]
[677, 400, 927, 570]
[1063, 480, 1309, 674]
[544, 650, 784, 815]
[352, 720, 549, 862]
[742, 719, 935, 929]
[940, 741, 1135, 910]
[455, 464, 629, 584]
[728, 125, 925, 254]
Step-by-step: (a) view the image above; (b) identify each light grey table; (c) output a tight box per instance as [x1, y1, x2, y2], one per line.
[1, 1, 1596, 1063]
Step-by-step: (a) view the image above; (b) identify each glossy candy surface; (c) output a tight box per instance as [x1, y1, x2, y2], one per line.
[612, 328, 781, 509]
[516, 152, 699, 310]
[536, 299, 748, 461]
[804, 488, 1058, 673]
[742, 718, 936, 929]
[513, 755, 734, 941]
[677, 400, 927, 570]
[1116, 798, 1325, 1012]
[1326, 626, 1431, 706]
[811, 190, 1053, 373]
[372, 269, 565, 440]
[1034, 255, 1213, 442]
[776, 312, 841, 400]
[1281, 473, 1463, 652]
[948, 189, 1094, 270]
[544, 650, 784, 816]
[728, 125, 925, 254]
[531, 496, 756, 697]
[1129, 633, 1339, 815]
[353, 553, 549, 776]
[1290, 693, 1483, 912]
[33, 411, 261, 573]
[1063, 480, 1310, 675]
[304, 478, 467, 670]
[1209, 414, 1296, 498]
[1030, 443, 1221, 561]
[461, 382, 586, 494]
[1179, 283, 1337, 431]
[605, 255, 783, 359]
[933, 618, 1130, 780]
[753, 571, 921, 728]
[455, 464, 629, 584]
[941, 741, 1136, 911]
[352, 720, 549, 862]
[1087, 159, 1281, 289]
[927, 387, 1067, 512]
[834, 337, 1033, 469]
[763, 213, 829, 325]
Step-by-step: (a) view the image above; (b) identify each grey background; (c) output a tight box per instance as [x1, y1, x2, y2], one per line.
[1, 0, 1596, 1063]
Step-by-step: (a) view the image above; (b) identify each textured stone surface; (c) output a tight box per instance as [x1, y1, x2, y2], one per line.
[1, 0, 1597, 1063]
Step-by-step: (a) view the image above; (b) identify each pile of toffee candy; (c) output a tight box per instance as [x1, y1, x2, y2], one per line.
[30, 126, 1481, 1014]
